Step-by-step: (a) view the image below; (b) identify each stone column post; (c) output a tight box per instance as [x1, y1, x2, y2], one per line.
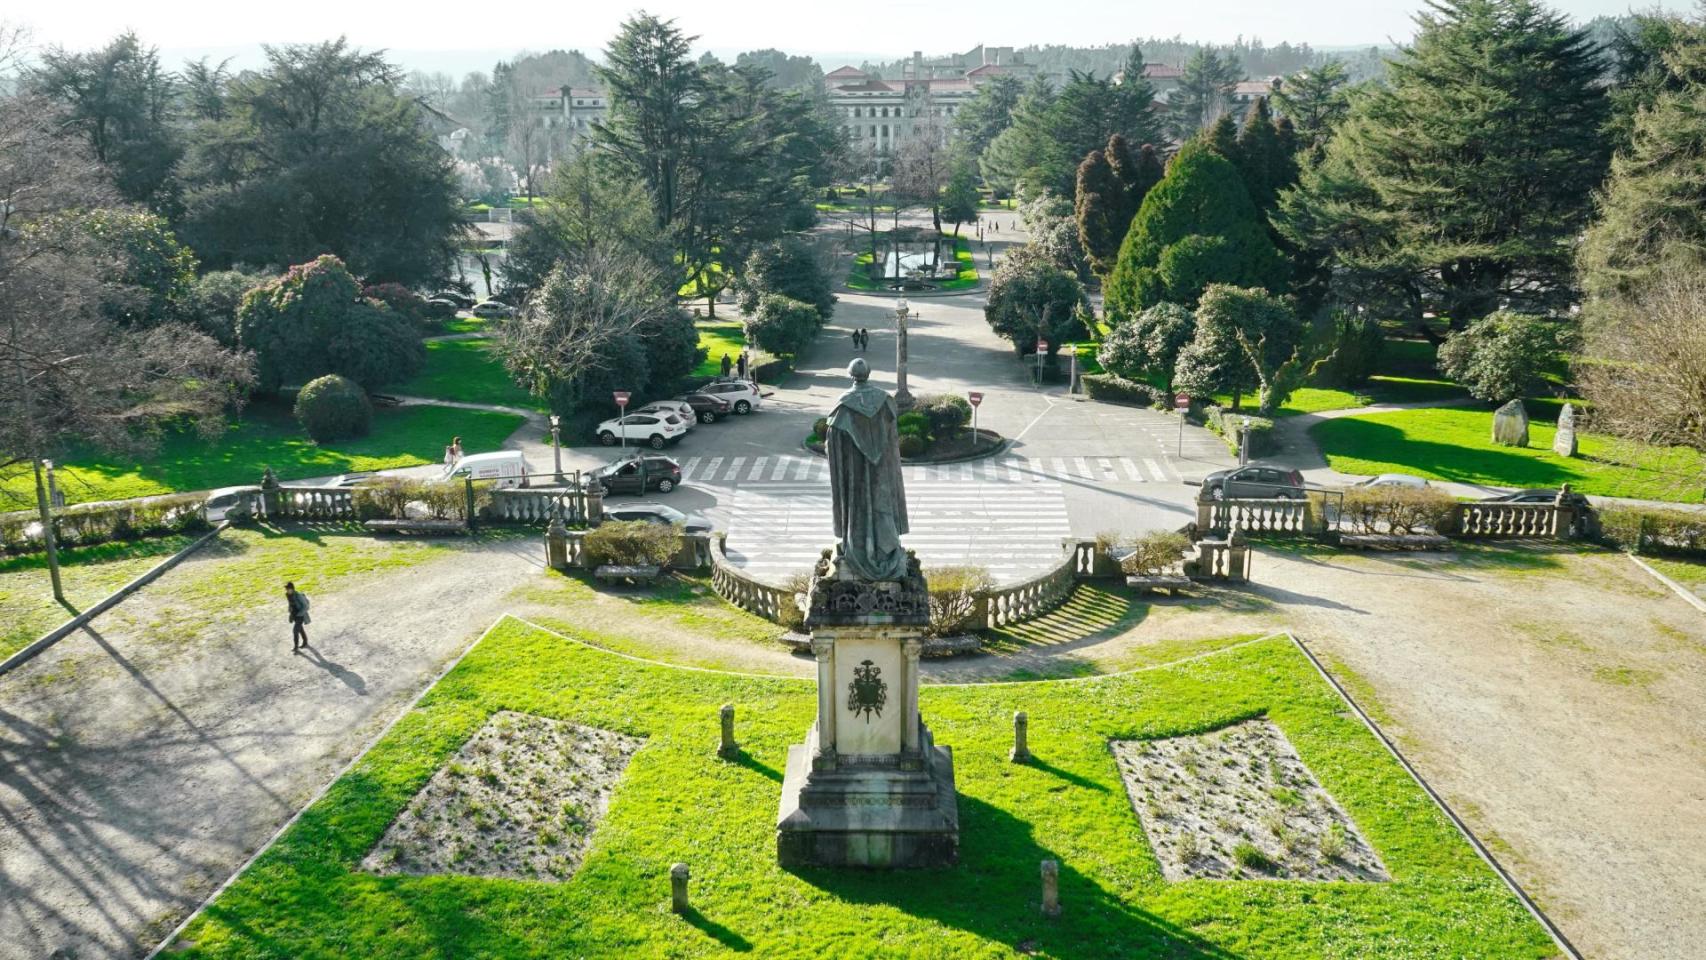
[260, 467, 280, 518]
[902, 638, 923, 757]
[670, 862, 690, 913]
[1040, 859, 1061, 917]
[545, 515, 568, 570]
[1010, 710, 1031, 763]
[718, 703, 739, 759]
[811, 638, 837, 768]
[1195, 498, 1214, 533]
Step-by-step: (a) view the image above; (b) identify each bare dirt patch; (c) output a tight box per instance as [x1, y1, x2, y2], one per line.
[1111, 718, 1388, 882]
[362, 712, 642, 882]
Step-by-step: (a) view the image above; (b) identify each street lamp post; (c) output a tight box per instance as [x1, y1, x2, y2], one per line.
[550, 415, 564, 485]
[1239, 416, 1252, 465]
[893, 298, 914, 406]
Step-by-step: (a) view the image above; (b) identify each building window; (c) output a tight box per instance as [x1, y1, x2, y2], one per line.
[881, 107, 889, 118]
[870, 125, 877, 136]
[881, 124, 889, 137]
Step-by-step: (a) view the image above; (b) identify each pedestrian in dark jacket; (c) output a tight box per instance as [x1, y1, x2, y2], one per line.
[719, 353, 732, 377]
[737, 351, 749, 378]
[285, 582, 311, 651]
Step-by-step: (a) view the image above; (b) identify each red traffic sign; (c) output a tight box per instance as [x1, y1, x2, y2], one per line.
[968, 391, 983, 407]
[1174, 392, 1191, 410]
[1036, 339, 1049, 351]
[613, 391, 631, 407]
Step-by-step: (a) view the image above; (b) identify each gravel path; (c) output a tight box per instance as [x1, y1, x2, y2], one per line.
[0, 533, 543, 959]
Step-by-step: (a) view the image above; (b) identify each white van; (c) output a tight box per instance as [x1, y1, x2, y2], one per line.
[442, 451, 532, 488]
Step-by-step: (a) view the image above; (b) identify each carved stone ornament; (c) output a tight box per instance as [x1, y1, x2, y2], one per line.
[847, 660, 888, 722]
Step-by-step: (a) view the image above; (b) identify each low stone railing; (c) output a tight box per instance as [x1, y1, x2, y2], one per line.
[979, 541, 1086, 629]
[1195, 498, 1319, 537]
[709, 534, 801, 624]
[1453, 501, 1582, 539]
[488, 486, 602, 526]
[549, 529, 709, 573]
[1191, 536, 1252, 581]
[262, 486, 356, 521]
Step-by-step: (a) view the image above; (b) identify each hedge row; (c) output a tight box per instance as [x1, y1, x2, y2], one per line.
[1201, 405, 1276, 457]
[351, 478, 478, 522]
[1600, 505, 1706, 557]
[1081, 373, 1166, 408]
[0, 493, 210, 556]
[1339, 486, 1458, 535]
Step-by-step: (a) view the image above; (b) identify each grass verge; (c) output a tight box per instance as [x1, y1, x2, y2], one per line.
[1312, 405, 1705, 501]
[171, 623, 1552, 959]
[1, 401, 525, 507]
[395, 339, 543, 411]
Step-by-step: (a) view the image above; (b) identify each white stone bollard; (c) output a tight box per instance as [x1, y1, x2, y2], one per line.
[1040, 859, 1061, 917]
[670, 862, 690, 913]
[718, 703, 739, 759]
[1009, 710, 1031, 763]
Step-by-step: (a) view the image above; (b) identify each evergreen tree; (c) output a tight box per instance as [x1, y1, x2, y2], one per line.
[1232, 97, 1294, 216]
[1105, 140, 1286, 320]
[1112, 44, 1166, 148]
[953, 74, 1024, 160]
[1168, 49, 1242, 140]
[1074, 149, 1126, 275]
[1204, 113, 1239, 159]
[1109, 139, 1165, 211]
[1276, 0, 1609, 332]
[1580, 38, 1706, 299]
[1271, 61, 1351, 161]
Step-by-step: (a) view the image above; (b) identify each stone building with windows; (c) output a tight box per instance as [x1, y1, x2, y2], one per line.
[827, 50, 1030, 155]
[528, 86, 609, 139]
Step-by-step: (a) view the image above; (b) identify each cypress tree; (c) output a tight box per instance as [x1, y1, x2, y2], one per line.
[1074, 148, 1127, 276]
[1105, 140, 1286, 321]
[1232, 97, 1293, 216]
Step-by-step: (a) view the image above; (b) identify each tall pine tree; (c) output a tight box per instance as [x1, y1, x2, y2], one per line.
[1276, 0, 1609, 332]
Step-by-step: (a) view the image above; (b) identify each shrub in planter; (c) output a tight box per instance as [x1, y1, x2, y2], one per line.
[1201, 404, 1274, 457]
[294, 374, 371, 443]
[1341, 486, 1457, 535]
[1082, 372, 1166, 408]
[898, 434, 927, 458]
[924, 565, 994, 637]
[584, 520, 680, 567]
[915, 394, 971, 438]
[1119, 530, 1191, 576]
[898, 411, 930, 440]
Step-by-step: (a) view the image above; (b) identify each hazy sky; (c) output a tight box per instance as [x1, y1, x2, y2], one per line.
[9, 0, 1689, 69]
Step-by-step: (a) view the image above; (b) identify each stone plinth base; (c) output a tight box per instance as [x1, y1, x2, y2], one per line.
[776, 721, 959, 869]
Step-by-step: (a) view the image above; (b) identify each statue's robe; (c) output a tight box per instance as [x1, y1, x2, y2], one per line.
[826, 381, 910, 581]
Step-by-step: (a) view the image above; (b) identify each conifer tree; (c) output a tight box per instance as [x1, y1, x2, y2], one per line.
[1074, 148, 1126, 276]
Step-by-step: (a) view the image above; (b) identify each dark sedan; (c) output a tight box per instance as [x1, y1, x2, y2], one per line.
[1481, 488, 1590, 508]
[1201, 463, 1307, 500]
[675, 391, 734, 423]
[588, 454, 682, 495]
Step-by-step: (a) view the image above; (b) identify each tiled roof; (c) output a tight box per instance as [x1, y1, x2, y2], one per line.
[1234, 79, 1278, 96]
[826, 66, 869, 78]
[832, 80, 900, 93]
[1143, 64, 1183, 79]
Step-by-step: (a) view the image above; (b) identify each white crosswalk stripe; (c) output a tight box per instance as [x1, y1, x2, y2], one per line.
[674, 452, 1178, 491]
[723, 479, 1073, 584]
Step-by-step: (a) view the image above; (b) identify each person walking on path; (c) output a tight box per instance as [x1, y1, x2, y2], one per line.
[444, 436, 464, 467]
[285, 582, 311, 652]
[859, 328, 869, 351]
[720, 353, 732, 377]
[736, 350, 749, 379]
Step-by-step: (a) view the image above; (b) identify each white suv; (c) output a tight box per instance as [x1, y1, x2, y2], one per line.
[700, 378, 762, 414]
[596, 412, 689, 448]
[633, 400, 697, 430]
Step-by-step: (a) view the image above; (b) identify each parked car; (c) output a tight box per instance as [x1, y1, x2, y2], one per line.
[434, 291, 476, 308]
[596, 412, 689, 449]
[204, 485, 260, 522]
[602, 501, 712, 535]
[471, 300, 514, 319]
[588, 454, 682, 495]
[1482, 488, 1590, 508]
[424, 296, 462, 312]
[1201, 464, 1307, 501]
[699, 377, 762, 414]
[441, 450, 532, 488]
[1352, 473, 1430, 490]
[329, 471, 377, 488]
[634, 400, 697, 430]
[676, 392, 733, 423]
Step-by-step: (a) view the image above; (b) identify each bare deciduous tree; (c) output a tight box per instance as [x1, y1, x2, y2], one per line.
[0, 95, 253, 599]
[1578, 269, 1706, 497]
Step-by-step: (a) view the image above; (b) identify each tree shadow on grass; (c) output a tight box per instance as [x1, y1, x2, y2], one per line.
[788, 794, 1243, 959]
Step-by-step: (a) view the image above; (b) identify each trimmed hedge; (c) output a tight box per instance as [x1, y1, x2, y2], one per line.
[1082, 373, 1166, 408]
[1119, 530, 1191, 576]
[1600, 504, 1706, 557]
[1340, 486, 1458, 535]
[1201, 405, 1276, 457]
[352, 478, 478, 522]
[295, 374, 372, 443]
[0, 493, 209, 556]
[584, 520, 680, 567]
[923, 565, 994, 637]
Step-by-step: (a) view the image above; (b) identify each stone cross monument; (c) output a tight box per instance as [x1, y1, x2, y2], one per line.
[776, 358, 959, 869]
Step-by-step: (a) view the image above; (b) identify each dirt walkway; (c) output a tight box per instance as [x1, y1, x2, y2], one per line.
[0, 531, 545, 959]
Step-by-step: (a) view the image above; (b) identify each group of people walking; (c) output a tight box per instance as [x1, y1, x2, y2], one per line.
[719, 351, 754, 380]
[850, 328, 870, 351]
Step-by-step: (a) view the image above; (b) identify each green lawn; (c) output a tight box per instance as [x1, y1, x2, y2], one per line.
[693, 322, 749, 379]
[440, 316, 488, 335]
[0, 402, 525, 507]
[395, 339, 543, 411]
[1312, 405, 1706, 501]
[1640, 557, 1706, 600]
[0, 536, 199, 659]
[171, 621, 1550, 959]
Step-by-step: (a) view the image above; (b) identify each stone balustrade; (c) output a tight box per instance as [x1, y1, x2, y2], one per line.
[487, 486, 603, 526]
[1453, 501, 1578, 538]
[709, 535, 801, 624]
[263, 486, 355, 521]
[980, 543, 1082, 629]
[1195, 493, 1591, 542]
[1196, 498, 1318, 537]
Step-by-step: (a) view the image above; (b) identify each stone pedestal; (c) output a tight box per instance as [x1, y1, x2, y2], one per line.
[776, 549, 959, 868]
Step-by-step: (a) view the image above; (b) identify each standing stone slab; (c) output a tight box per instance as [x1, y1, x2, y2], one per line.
[1491, 399, 1529, 448]
[1552, 402, 1578, 457]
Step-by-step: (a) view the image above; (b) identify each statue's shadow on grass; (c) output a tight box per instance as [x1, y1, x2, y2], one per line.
[784, 794, 1242, 958]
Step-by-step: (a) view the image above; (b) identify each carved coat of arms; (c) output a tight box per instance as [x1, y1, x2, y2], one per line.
[847, 660, 887, 722]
